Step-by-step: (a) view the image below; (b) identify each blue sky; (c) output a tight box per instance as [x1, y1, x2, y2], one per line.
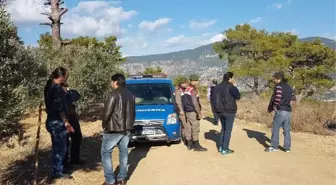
[6, 0, 336, 56]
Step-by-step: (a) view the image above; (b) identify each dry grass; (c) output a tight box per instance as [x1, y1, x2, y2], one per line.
[236, 98, 336, 135]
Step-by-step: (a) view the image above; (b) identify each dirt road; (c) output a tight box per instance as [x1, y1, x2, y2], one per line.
[1, 117, 335, 185]
[55, 119, 335, 185]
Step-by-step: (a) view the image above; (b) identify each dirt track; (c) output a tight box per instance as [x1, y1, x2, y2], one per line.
[1, 116, 335, 185]
[52, 119, 336, 185]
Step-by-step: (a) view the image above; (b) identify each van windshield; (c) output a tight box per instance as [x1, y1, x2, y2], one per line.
[126, 83, 173, 105]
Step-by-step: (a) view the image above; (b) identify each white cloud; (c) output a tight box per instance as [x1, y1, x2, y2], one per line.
[189, 19, 216, 29]
[285, 28, 299, 35]
[322, 33, 336, 40]
[210, 33, 226, 43]
[139, 18, 172, 32]
[249, 17, 263, 24]
[62, 2, 137, 37]
[275, 4, 283, 9]
[6, 0, 49, 23]
[7, 0, 137, 38]
[111, 1, 122, 5]
[164, 35, 188, 47]
[72, 1, 110, 13]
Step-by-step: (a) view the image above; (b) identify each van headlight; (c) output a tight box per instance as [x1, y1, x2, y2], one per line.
[167, 113, 177, 125]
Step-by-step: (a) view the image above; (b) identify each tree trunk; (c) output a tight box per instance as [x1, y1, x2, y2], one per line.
[41, 0, 67, 49]
[253, 77, 260, 96]
[51, 0, 61, 48]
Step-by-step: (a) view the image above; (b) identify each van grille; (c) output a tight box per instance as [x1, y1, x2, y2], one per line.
[134, 120, 164, 126]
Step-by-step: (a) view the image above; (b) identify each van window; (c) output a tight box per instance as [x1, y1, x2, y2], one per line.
[126, 83, 173, 105]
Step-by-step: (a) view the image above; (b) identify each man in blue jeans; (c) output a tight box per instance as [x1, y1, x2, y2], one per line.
[214, 72, 241, 155]
[101, 74, 135, 185]
[266, 71, 296, 153]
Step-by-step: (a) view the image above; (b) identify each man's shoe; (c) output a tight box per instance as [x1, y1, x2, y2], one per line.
[193, 141, 207, 152]
[285, 149, 291, 153]
[221, 149, 234, 155]
[186, 140, 193, 150]
[117, 179, 127, 185]
[265, 147, 279, 152]
[218, 146, 222, 153]
[52, 174, 73, 180]
[102, 182, 117, 185]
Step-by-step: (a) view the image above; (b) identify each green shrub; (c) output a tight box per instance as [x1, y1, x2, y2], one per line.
[39, 39, 125, 113]
[0, 8, 47, 139]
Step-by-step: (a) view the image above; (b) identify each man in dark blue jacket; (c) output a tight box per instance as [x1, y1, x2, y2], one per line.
[266, 71, 296, 153]
[214, 72, 241, 155]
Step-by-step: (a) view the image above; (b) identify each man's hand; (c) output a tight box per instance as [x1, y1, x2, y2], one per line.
[179, 111, 185, 115]
[65, 122, 75, 133]
[229, 78, 237, 87]
[197, 113, 202, 120]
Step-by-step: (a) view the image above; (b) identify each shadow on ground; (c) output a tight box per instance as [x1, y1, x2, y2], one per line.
[243, 129, 272, 149]
[204, 117, 219, 126]
[204, 129, 220, 150]
[0, 134, 103, 185]
[0, 134, 166, 184]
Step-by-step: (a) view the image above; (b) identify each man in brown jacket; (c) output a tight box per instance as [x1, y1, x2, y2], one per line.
[101, 74, 135, 185]
[174, 77, 189, 146]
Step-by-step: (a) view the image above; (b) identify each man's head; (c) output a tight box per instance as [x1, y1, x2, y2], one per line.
[272, 71, 285, 84]
[189, 75, 200, 86]
[51, 67, 68, 85]
[223, 72, 234, 82]
[179, 77, 189, 88]
[111, 73, 126, 89]
[212, 79, 218, 85]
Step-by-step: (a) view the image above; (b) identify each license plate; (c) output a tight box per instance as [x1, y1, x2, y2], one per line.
[142, 130, 155, 135]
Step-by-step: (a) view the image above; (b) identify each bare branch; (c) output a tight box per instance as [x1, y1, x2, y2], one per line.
[58, 8, 68, 17]
[44, 0, 51, 6]
[58, 0, 64, 5]
[41, 12, 52, 17]
[62, 40, 71, 45]
[239, 78, 253, 90]
[40, 22, 52, 26]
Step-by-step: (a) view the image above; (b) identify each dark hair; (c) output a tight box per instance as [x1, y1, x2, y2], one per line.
[111, 73, 126, 87]
[223, 72, 234, 81]
[44, 67, 68, 106]
[212, 79, 218, 85]
[273, 71, 287, 82]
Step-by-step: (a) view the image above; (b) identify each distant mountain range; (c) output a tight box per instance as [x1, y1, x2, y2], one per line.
[121, 37, 335, 84]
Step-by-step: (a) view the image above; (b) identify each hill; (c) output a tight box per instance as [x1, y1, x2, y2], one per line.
[122, 37, 335, 84]
[300, 37, 336, 49]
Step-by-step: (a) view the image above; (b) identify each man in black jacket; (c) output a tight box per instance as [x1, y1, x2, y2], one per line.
[214, 72, 241, 155]
[207, 79, 219, 125]
[266, 71, 295, 153]
[101, 74, 135, 185]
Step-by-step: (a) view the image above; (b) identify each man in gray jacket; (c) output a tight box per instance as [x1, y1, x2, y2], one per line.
[101, 74, 135, 185]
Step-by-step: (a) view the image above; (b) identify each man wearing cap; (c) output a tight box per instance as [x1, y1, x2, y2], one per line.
[183, 75, 207, 151]
[174, 77, 189, 146]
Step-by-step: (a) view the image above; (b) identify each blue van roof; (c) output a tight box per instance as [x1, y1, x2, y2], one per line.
[126, 78, 173, 84]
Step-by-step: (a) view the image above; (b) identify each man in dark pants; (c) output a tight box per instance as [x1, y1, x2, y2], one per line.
[174, 77, 189, 146]
[207, 79, 219, 125]
[62, 85, 85, 169]
[183, 75, 207, 152]
[266, 71, 296, 153]
[214, 72, 241, 155]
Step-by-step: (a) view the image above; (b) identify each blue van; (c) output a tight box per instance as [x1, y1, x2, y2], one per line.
[126, 75, 181, 144]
